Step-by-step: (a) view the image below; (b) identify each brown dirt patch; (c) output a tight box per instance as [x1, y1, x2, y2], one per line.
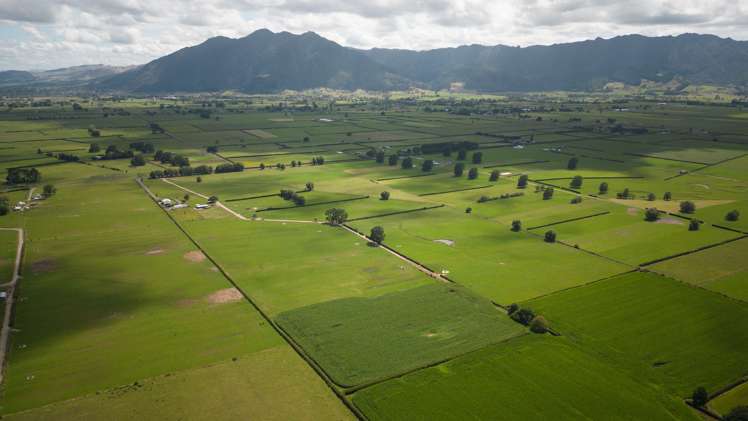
[206, 288, 243, 304]
[183, 250, 206, 263]
[146, 248, 165, 255]
[176, 299, 197, 308]
[30, 259, 57, 274]
[627, 207, 640, 216]
[657, 218, 684, 225]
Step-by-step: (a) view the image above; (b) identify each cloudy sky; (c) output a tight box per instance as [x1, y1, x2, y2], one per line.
[1, 0, 747, 70]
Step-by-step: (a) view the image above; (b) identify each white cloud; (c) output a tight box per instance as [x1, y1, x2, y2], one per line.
[0, 0, 746, 69]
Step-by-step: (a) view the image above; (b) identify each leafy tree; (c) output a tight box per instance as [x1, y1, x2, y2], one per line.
[467, 167, 478, 180]
[517, 174, 528, 189]
[388, 154, 399, 166]
[196, 176, 202, 183]
[544, 230, 557, 243]
[306, 182, 314, 191]
[369, 226, 385, 244]
[689, 220, 701, 231]
[570, 175, 583, 189]
[303, 136, 310, 143]
[723, 406, 748, 421]
[183, 194, 190, 202]
[465, 207, 472, 214]
[489, 170, 500, 182]
[663, 191, 672, 201]
[680, 201, 696, 214]
[726, 210, 740, 221]
[542, 188, 554, 200]
[206, 145, 219, 153]
[511, 220, 522, 232]
[570, 196, 583, 204]
[529, 316, 549, 334]
[6, 168, 41, 185]
[511, 308, 535, 325]
[88, 143, 101, 153]
[692, 387, 708, 408]
[507, 303, 520, 315]
[293, 195, 306, 206]
[422, 159, 434, 172]
[645, 208, 660, 221]
[472, 151, 483, 164]
[380, 191, 390, 201]
[647, 192, 656, 201]
[130, 154, 146, 167]
[453, 163, 465, 177]
[325, 208, 348, 225]
[567, 157, 579, 170]
[42, 184, 56, 197]
[618, 188, 631, 199]
[401, 157, 414, 169]
[599, 182, 609, 194]
[457, 149, 467, 161]
[208, 195, 218, 203]
[375, 151, 385, 163]
[0, 197, 9, 216]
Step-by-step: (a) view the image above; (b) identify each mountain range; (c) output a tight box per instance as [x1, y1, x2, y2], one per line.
[4, 30, 748, 93]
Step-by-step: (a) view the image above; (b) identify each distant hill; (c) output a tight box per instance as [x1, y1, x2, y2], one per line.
[8, 30, 748, 93]
[100, 29, 410, 93]
[0, 65, 132, 90]
[0, 70, 36, 85]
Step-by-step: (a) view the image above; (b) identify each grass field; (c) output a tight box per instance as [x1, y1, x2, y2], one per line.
[710, 381, 748, 416]
[276, 283, 526, 387]
[353, 335, 697, 420]
[529, 271, 748, 396]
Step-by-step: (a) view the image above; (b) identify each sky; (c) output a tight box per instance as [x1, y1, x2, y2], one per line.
[1, 0, 747, 70]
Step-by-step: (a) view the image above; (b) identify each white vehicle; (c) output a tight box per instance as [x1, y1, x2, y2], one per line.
[195, 204, 210, 209]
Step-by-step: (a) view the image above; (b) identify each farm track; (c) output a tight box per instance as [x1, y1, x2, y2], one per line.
[0, 228, 24, 385]
[160, 178, 248, 220]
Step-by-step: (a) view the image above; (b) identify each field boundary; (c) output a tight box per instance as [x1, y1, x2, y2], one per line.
[418, 185, 493, 197]
[526, 211, 611, 230]
[346, 205, 445, 222]
[639, 234, 748, 267]
[483, 160, 549, 169]
[375, 173, 438, 181]
[254, 195, 369, 213]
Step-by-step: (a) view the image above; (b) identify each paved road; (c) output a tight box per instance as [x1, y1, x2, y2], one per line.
[0, 228, 24, 385]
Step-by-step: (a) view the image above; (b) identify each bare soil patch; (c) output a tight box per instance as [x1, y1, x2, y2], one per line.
[145, 248, 165, 255]
[434, 239, 455, 246]
[627, 207, 640, 216]
[183, 250, 206, 263]
[206, 288, 243, 304]
[657, 218, 684, 225]
[30, 259, 57, 274]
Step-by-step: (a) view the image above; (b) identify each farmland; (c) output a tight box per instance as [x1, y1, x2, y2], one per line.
[0, 92, 746, 419]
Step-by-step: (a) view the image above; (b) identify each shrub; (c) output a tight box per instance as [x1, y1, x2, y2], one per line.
[511, 220, 522, 232]
[465, 207, 472, 214]
[489, 170, 500, 182]
[306, 182, 314, 191]
[599, 182, 609, 194]
[130, 154, 146, 167]
[680, 201, 696, 214]
[647, 193, 656, 201]
[645, 208, 660, 222]
[511, 308, 535, 325]
[726, 210, 740, 221]
[454, 163, 465, 177]
[208, 195, 218, 203]
[542, 188, 554, 200]
[692, 387, 708, 407]
[507, 303, 519, 315]
[664, 191, 672, 201]
[517, 174, 528, 189]
[42, 184, 56, 197]
[689, 220, 701, 231]
[529, 316, 549, 333]
[467, 167, 478, 180]
[380, 191, 390, 200]
[544, 230, 557, 243]
[570, 196, 583, 204]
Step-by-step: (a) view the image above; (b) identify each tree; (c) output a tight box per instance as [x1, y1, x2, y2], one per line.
[472, 151, 483, 164]
[183, 193, 190, 202]
[544, 230, 557, 243]
[208, 195, 218, 203]
[570, 196, 583, 204]
[510, 308, 535, 325]
[306, 182, 314, 192]
[689, 220, 701, 231]
[457, 149, 467, 161]
[723, 406, 748, 421]
[196, 176, 202, 183]
[511, 220, 522, 232]
[88, 143, 101, 153]
[599, 182, 609, 194]
[645, 208, 660, 222]
[303, 136, 310, 143]
[375, 151, 385, 163]
[42, 184, 56, 197]
[293, 195, 306, 206]
[680, 201, 696, 214]
[422, 159, 434, 172]
[726, 210, 740, 221]
[542, 188, 554, 200]
[647, 192, 656, 201]
[467, 167, 478, 180]
[507, 303, 520, 315]
[465, 207, 472, 214]
[618, 188, 631, 199]
[453, 163, 465, 177]
[692, 387, 708, 407]
[664, 191, 672, 201]
[489, 170, 500, 182]
[369, 226, 385, 244]
[130, 154, 146, 167]
[570, 175, 583, 189]
[517, 175, 528, 189]
[401, 157, 413, 169]
[529, 316, 549, 333]
[380, 191, 390, 200]
[388, 155, 399, 166]
[325, 208, 348, 225]
[567, 157, 579, 170]
[0, 197, 8, 216]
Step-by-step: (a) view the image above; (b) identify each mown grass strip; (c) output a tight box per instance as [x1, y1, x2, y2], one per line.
[376, 173, 438, 182]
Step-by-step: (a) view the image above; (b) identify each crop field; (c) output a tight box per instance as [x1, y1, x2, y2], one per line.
[0, 94, 746, 419]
